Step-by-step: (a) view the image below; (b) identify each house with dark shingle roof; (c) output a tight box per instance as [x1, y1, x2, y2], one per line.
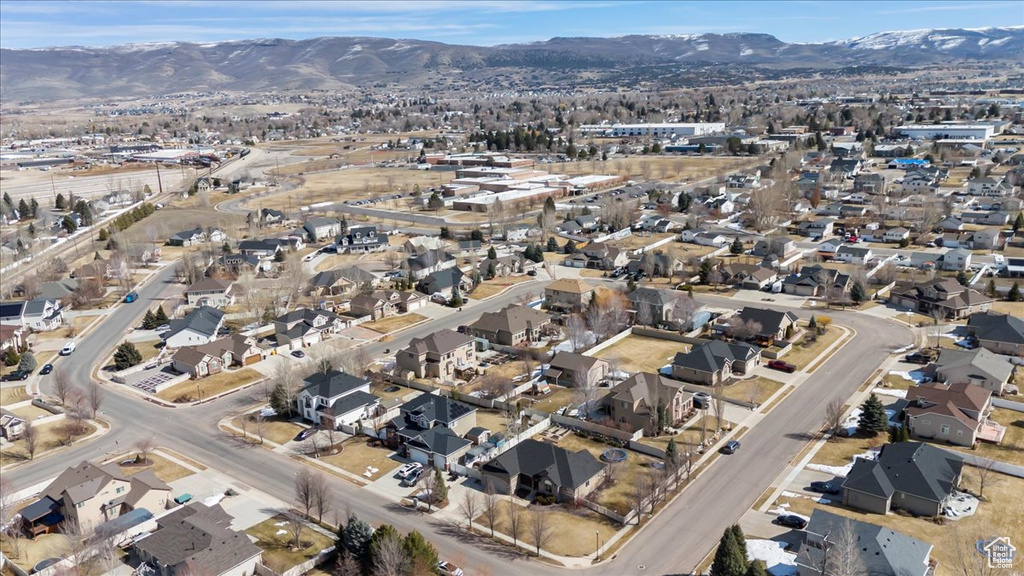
[935, 347, 1014, 396]
[781, 264, 851, 298]
[184, 277, 235, 308]
[296, 370, 379, 429]
[671, 340, 761, 386]
[545, 352, 610, 388]
[967, 312, 1024, 356]
[396, 329, 477, 379]
[480, 439, 605, 502]
[337, 225, 388, 254]
[134, 502, 262, 576]
[163, 306, 225, 348]
[889, 277, 994, 320]
[167, 227, 206, 247]
[602, 372, 694, 435]
[407, 248, 456, 281]
[466, 305, 551, 346]
[840, 442, 963, 517]
[272, 308, 346, 350]
[734, 306, 798, 343]
[417, 267, 470, 299]
[385, 393, 477, 469]
[795, 509, 932, 576]
[302, 216, 342, 242]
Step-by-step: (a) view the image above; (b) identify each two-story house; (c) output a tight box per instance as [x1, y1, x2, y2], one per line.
[396, 329, 477, 379]
[903, 382, 997, 447]
[303, 217, 342, 243]
[385, 393, 477, 470]
[337, 225, 388, 254]
[133, 502, 263, 576]
[408, 249, 457, 281]
[603, 372, 694, 435]
[296, 370, 380, 429]
[466, 305, 551, 346]
[184, 278, 235, 308]
[167, 227, 206, 247]
[273, 308, 347, 350]
[543, 278, 595, 312]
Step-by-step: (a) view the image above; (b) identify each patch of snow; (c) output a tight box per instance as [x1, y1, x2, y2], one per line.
[694, 42, 709, 51]
[549, 332, 597, 355]
[740, 48, 754, 57]
[873, 387, 907, 398]
[767, 504, 790, 515]
[274, 521, 287, 526]
[746, 540, 798, 576]
[780, 490, 804, 499]
[276, 529, 288, 535]
[203, 493, 225, 507]
[816, 498, 832, 504]
[806, 448, 879, 477]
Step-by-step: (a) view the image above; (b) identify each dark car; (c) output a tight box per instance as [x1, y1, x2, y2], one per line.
[809, 481, 841, 495]
[1, 370, 30, 381]
[767, 359, 797, 373]
[904, 352, 933, 364]
[39, 363, 53, 375]
[693, 392, 710, 409]
[294, 427, 317, 442]
[719, 440, 741, 454]
[290, 350, 306, 359]
[776, 514, 808, 529]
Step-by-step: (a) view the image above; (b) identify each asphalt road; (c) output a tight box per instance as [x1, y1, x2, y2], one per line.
[6, 272, 912, 576]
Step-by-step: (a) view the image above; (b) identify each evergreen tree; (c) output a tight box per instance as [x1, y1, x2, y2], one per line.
[17, 199, 29, 218]
[901, 423, 911, 442]
[710, 525, 748, 576]
[113, 342, 143, 370]
[487, 246, 497, 260]
[61, 215, 77, 234]
[1014, 212, 1024, 233]
[1008, 282, 1022, 302]
[2, 192, 12, 211]
[27, 222, 35, 237]
[547, 236, 558, 252]
[699, 259, 714, 284]
[987, 279, 998, 298]
[656, 398, 667, 433]
[74, 199, 93, 225]
[563, 239, 577, 254]
[449, 288, 463, 308]
[142, 310, 157, 330]
[339, 514, 374, 566]
[470, 229, 484, 241]
[889, 424, 901, 444]
[427, 192, 444, 211]
[155, 306, 169, 324]
[665, 438, 678, 468]
[3, 348, 20, 367]
[730, 237, 744, 255]
[55, 193, 66, 210]
[677, 192, 692, 212]
[746, 561, 769, 576]
[274, 249, 286, 262]
[544, 196, 556, 215]
[857, 393, 888, 436]
[270, 382, 295, 417]
[433, 468, 448, 505]
[808, 315, 817, 331]
[403, 531, 439, 575]
[956, 271, 969, 287]
[850, 281, 867, 303]
[18, 351, 37, 372]
[98, 228, 109, 242]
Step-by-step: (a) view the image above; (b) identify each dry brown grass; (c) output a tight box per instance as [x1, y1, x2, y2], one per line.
[117, 452, 195, 483]
[475, 501, 620, 557]
[228, 415, 305, 446]
[361, 313, 428, 335]
[988, 301, 1024, 317]
[319, 437, 400, 480]
[607, 232, 676, 251]
[470, 275, 535, 300]
[156, 367, 262, 402]
[474, 410, 510, 436]
[8, 403, 52, 421]
[945, 408, 1024, 467]
[0, 419, 97, 465]
[259, 166, 457, 211]
[0, 387, 30, 406]
[518, 385, 576, 414]
[247, 514, 336, 572]
[785, 326, 847, 369]
[0, 532, 67, 572]
[641, 415, 721, 451]
[594, 335, 689, 374]
[809, 434, 885, 467]
[721, 377, 784, 405]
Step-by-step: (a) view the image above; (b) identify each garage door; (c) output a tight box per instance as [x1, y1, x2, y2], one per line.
[408, 448, 429, 466]
[244, 354, 260, 366]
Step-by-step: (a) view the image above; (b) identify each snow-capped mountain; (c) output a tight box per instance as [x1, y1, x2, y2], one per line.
[834, 26, 1023, 60]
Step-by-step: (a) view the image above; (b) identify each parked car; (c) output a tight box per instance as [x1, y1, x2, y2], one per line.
[397, 462, 423, 479]
[809, 481, 841, 495]
[719, 440, 741, 454]
[438, 561, 465, 576]
[693, 392, 710, 409]
[39, 363, 53, 375]
[776, 514, 808, 529]
[294, 427, 317, 442]
[156, 324, 170, 332]
[766, 359, 797, 373]
[290, 350, 306, 359]
[402, 468, 423, 487]
[527, 270, 537, 276]
[904, 350, 937, 364]
[1, 370, 30, 381]
[59, 342, 75, 356]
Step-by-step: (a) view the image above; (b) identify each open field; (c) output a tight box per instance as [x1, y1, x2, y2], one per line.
[362, 313, 428, 335]
[721, 377, 784, 405]
[117, 452, 195, 483]
[476, 501, 621, 557]
[0, 419, 98, 465]
[155, 367, 262, 402]
[471, 275, 535, 300]
[258, 166, 457, 211]
[592, 334, 688, 374]
[246, 515, 336, 573]
[607, 232, 676, 251]
[320, 437, 400, 480]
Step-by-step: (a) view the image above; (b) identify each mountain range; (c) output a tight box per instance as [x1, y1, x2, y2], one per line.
[1, 26, 1020, 101]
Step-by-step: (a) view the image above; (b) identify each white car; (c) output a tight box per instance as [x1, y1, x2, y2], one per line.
[397, 462, 423, 479]
[438, 561, 464, 576]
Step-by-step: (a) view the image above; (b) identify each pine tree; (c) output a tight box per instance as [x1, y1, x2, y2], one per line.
[656, 398, 667, 433]
[1, 192, 12, 211]
[901, 423, 911, 442]
[403, 531, 439, 575]
[987, 279, 998, 297]
[61, 215, 77, 234]
[699, 259, 714, 284]
[18, 351, 37, 372]
[427, 192, 444, 211]
[155, 306, 169, 324]
[142, 310, 157, 330]
[113, 342, 143, 370]
[433, 469, 448, 505]
[746, 561, 769, 576]
[956, 271, 969, 287]
[1014, 212, 1024, 233]
[55, 193, 66, 211]
[563, 239, 577, 254]
[857, 394, 888, 436]
[730, 237, 744, 255]
[677, 192, 692, 212]
[710, 525, 748, 576]
[340, 514, 374, 566]
[808, 315, 817, 330]
[547, 236, 558, 252]
[487, 246, 497, 259]
[98, 228, 109, 242]
[889, 424, 901, 444]
[665, 438, 678, 467]
[449, 288, 463, 308]
[27, 222, 36, 237]
[850, 281, 867, 303]
[3, 348, 20, 367]
[1008, 282, 1022, 302]
[17, 199, 29, 218]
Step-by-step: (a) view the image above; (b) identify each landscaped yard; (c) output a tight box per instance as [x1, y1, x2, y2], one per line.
[156, 367, 263, 402]
[593, 334, 689, 374]
[320, 437, 400, 480]
[246, 515, 336, 573]
[721, 377, 784, 405]
[641, 415, 722, 452]
[8, 402, 53, 421]
[946, 408, 1024, 467]
[474, 409, 511, 436]
[362, 313, 428, 335]
[230, 416, 306, 446]
[517, 385, 576, 414]
[808, 434, 885, 468]
[475, 502, 621, 557]
[117, 452, 195, 483]
[0, 419, 98, 465]
[135, 339, 163, 363]
[785, 326, 848, 369]
[988, 301, 1024, 317]
[0, 386, 29, 406]
[881, 373, 915, 390]
[471, 275, 535, 300]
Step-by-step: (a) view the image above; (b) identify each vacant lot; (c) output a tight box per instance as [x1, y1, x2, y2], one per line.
[320, 437, 400, 480]
[156, 368, 263, 402]
[229, 415, 306, 446]
[607, 232, 676, 252]
[476, 501, 621, 557]
[247, 515, 336, 574]
[594, 334, 689, 374]
[117, 452, 195, 483]
[722, 377, 784, 405]
[260, 166, 458, 211]
[362, 313, 428, 335]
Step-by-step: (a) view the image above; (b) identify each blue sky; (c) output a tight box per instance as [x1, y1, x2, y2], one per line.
[1, 1, 1021, 49]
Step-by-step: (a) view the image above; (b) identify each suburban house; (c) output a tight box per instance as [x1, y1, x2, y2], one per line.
[935, 348, 1014, 396]
[903, 382, 998, 447]
[337, 225, 388, 254]
[466, 305, 551, 346]
[417, 268, 471, 299]
[841, 441, 963, 517]
[309, 266, 378, 298]
[719, 263, 779, 291]
[256, 207, 286, 225]
[961, 211, 1010, 226]
[671, 340, 761, 386]
[207, 253, 269, 277]
[853, 172, 888, 194]
[21, 461, 170, 537]
[184, 278, 235, 308]
[37, 278, 79, 301]
[888, 278, 994, 320]
[0, 412, 25, 441]
[480, 439, 605, 502]
[302, 217, 342, 242]
[396, 329, 477, 379]
[834, 245, 873, 265]
[478, 254, 533, 278]
[940, 247, 972, 271]
[782, 265, 851, 298]
[603, 372, 695, 434]
[967, 312, 1024, 356]
[237, 238, 285, 259]
[163, 306, 225, 348]
[797, 218, 835, 239]
[133, 502, 263, 576]
[751, 237, 796, 259]
[545, 352, 610, 388]
[544, 278, 595, 311]
[968, 176, 1013, 196]
[351, 291, 400, 321]
[734, 307, 798, 343]
[0, 298, 65, 332]
[273, 308, 346, 350]
[563, 242, 629, 270]
[297, 370, 380, 429]
[404, 236, 448, 254]
[883, 227, 911, 243]
[795, 509, 932, 576]
[966, 227, 1003, 250]
[0, 323, 23, 352]
[74, 255, 128, 282]
[627, 287, 692, 327]
[167, 227, 206, 247]
[408, 249, 457, 281]
[171, 334, 263, 378]
[385, 393, 478, 469]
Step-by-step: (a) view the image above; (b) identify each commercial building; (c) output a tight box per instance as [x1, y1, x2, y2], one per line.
[581, 123, 726, 138]
[897, 124, 995, 141]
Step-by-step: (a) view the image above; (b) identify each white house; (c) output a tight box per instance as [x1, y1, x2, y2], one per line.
[941, 248, 973, 271]
[184, 278, 235, 308]
[296, 371, 380, 429]
[834, 245, 873, 265]
[883, 227, 910, 243]
[163, 307, 225, 348]
[968, 177, 1012, 197]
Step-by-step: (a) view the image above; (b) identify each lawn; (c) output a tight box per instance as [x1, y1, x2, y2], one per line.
[117, 452, 195, 483]
[0, 532, 67, 572]
[517, 385, 576, 414]
[319, 437, 400, 480]
[773, 469, 1024, 576]
[474, 410, 511, 436]
[246, 515, 336, 573]
[0, 387, 30, 406]
[593, 334, 689, 374]
[155, 367, 263, 402]
[0, 419, 97, 465]
[721, 377, 784, 405]
[361, 313, 428, 335]
[988, 301, 1024, 317]
[370, 382, 418, 404]
[479, 359, 529, 381]
[881, 373, 915, 390]
[641, 415, 721, 452]
[946, 408, 1024, 467]
[8, 403, 53, 421]
[471, 275, 535, 300]
[475, 501, 620, 557]
[607, 232, 676, 251]
[785, 326, 848, 370]
[230, 415, 305, 446]
[809, 434, 885, 468]
[135, 339, 163, 363]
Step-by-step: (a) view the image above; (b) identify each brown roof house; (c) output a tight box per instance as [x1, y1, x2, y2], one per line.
[904, 382, 999, 446]
[466, 305, 551, 346]
[22, 461, 170, 537]
[397, 329, 477, 380]
[935, 348, 1015, 396]
[350, 291, 400, 321]
[603, 372, 694, 434]
[134, 502, 262, 576]
[544, 278, 595, 312]
[171, 334, 264, 378]
[889, 278, 994, 320]
[545, 352, 610, 388]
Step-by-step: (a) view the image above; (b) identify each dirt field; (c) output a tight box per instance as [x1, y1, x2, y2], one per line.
[594, 334, 689, 374]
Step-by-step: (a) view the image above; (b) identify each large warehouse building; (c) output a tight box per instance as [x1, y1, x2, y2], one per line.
[581, 123, 726, 138]
[897, 124, 995, 141]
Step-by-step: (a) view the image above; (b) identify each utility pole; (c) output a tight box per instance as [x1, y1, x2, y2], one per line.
[155, 163, 165, 197]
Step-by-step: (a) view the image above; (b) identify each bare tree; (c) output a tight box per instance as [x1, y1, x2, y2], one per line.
[630, 472, 649, 525]
[0, 476, 23, 560]
[59, 516, 90, 566]
[528, 507, 552, 555]
[824, 399, 845, 439]
[294, 469, 317, 520]
[566, 313, 589, 352]
[334, 549, 362, 576]
[458, 490, 479, 531]
[134, 437, 156, 463]
[254, 415, 267, 445]
[672, 295, 700, 333]
[286, 515, 305, 550]
[644, 469, 662, 514]
[86, 381, 104, 419]
[745, 379, 762, 408]
[972, 458, 999, 500]
[828, 518, 866, 576]
[483, 481, 500, 538]
[571, 366, 599, 418]
[604, 460, 621, 486]
[506, 499, 524, 548]
[712, 382, 727, 433]
[418, 469, 438, 512]
[23, 419, 38, 460]
[53, 367, 72, 405]
[311, 472, 332, 524]
[950, 523, 1000, 576]
[372, 529, 410, 576]
[747, 183, 788, 232]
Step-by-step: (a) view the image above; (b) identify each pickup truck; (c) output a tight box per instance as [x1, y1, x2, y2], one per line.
[766, 359, 797, 373]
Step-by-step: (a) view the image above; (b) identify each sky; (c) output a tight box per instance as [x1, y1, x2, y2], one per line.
[1, 0, 1022, 49]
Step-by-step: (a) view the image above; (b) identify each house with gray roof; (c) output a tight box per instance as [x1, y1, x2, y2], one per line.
[37, 278, 79, 301]
[166, 227, 206, 247]
[21, 297, 64, 332]
[627, 287, 689, 327]
[795, 509, 932, 576]
[481, 439, 605, 502]
[297, 370, 379, 429]
[840, 441, 963, 517]
[417, 268, 471, 299]
[302, 216, 342, 242]
[397, 329, 477, 379]
[967, 312, 1024, 356]
[309, 266, 378, 297]
[935, 347, 1014, 396]
[734, 307, 798, 343]
[834, 245, 873, 265]
[407, 248, 456, 281]
[671, 340, 761, 385]
[385, 393, 477, 469]
[163, 306, 224, 348]
[272, 308, 346, 350]
[337, 224, 388, 253]
[888, 278, 993, 320]
[134, 502, 262, 576]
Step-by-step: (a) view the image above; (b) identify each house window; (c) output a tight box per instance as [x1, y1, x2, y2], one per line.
[940, 424, 950, 434]
[77, 501, 86, 509]
[116, 487, 125, 494]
